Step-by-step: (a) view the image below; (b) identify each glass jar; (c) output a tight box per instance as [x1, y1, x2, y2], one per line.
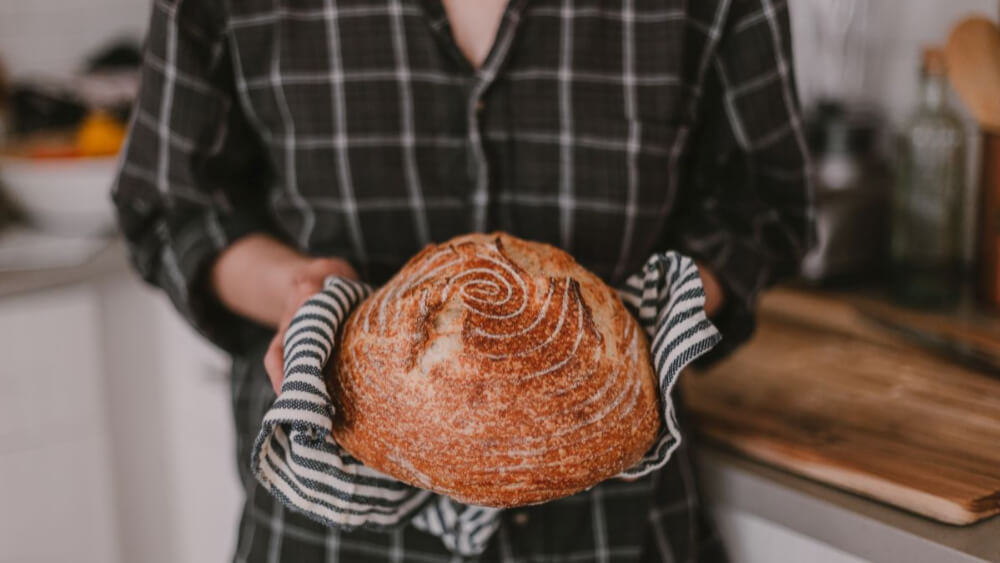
[890, 47, 967, 308]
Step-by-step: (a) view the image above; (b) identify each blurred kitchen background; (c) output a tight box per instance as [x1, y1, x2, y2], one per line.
[1, 1, 999, 563]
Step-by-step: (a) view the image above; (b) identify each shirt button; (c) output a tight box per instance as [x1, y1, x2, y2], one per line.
[512, 512, 529, 526]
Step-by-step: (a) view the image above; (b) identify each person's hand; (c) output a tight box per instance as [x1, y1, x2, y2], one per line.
[696, 262, 725, 317]
[208, 234, 360, 394]
[262, 257, 359, 394]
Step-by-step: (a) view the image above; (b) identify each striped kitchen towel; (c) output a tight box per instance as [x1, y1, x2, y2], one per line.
[251, 251, 721, 556]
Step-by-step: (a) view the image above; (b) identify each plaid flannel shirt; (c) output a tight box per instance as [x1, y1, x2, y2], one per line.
[112, 0, 812, 561]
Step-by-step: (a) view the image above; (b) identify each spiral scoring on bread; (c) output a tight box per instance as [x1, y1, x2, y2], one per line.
[330, 234, 659, 507]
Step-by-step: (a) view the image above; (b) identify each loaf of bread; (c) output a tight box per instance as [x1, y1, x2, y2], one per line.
[328, 233, 659, 507]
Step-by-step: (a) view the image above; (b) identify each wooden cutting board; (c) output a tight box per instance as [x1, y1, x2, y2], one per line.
[682, 288, 1000, 525]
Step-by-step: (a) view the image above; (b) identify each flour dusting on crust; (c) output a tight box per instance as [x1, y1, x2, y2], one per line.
[328, 233, 659, 507]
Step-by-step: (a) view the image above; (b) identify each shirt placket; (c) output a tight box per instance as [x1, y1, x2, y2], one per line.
[419, 0, 528, 233]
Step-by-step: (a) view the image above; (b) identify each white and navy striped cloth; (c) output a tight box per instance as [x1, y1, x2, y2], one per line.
[251, 251, 721, 556]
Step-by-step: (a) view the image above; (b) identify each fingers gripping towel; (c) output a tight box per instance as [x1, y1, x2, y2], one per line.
[251, 251, 721, 556]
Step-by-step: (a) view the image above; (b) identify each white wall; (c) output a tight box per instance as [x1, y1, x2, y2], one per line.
[0, 0, 149, 80]
[791, 0, 998, 126]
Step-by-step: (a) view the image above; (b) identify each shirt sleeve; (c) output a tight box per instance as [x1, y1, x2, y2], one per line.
[666, 0, 815, 363]
[112, 0, 276, 355]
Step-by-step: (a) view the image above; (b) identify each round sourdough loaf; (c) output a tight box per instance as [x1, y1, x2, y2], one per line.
[328, 232, 659, 507]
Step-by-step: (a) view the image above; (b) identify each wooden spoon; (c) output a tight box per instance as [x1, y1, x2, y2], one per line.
[944, 17, 1000, 132]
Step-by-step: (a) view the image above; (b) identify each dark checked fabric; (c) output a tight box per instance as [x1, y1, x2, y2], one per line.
[112, 0, 813, 561]
[251, 252, 720, 556]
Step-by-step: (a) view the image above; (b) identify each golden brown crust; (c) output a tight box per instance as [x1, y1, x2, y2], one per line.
[328, 233, 659, 507]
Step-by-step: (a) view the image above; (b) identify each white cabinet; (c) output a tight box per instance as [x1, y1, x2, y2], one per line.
[713, 505, 867, 563]
[155, 293, 243, 563]
[99, 274, 242, 563]
[0, 269, 243, 563]
[0, 286, 120, 563]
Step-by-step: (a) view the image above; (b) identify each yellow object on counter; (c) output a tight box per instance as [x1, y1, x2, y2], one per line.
[75, 112, 126, 157]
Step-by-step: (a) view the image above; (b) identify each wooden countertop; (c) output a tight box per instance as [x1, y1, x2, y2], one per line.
[684, 286, 1000, 530]
[763, 287, 1000, 375]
